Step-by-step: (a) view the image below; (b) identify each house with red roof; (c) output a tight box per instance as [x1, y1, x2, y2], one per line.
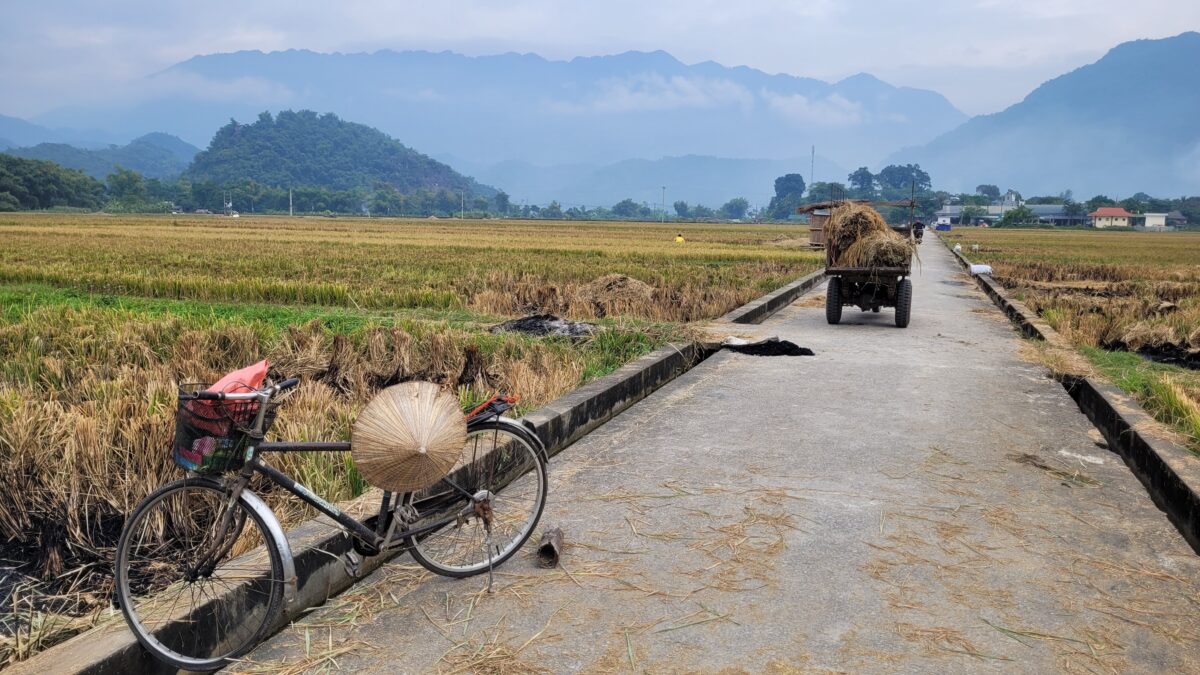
[1088, 206, 1134, 228]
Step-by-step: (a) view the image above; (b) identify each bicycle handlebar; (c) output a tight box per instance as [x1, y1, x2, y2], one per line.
[181, 376, 301, 401]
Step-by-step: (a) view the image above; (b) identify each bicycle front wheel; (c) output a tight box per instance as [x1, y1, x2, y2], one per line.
[115, 477, 284, 672]
[406, 419, 547, 577]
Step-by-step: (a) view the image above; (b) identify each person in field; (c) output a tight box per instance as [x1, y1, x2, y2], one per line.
[675, 233, 685, 243]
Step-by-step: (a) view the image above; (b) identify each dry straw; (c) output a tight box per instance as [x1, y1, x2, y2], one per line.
[351, 382, 467, 491]
[826, 203, 914, 268]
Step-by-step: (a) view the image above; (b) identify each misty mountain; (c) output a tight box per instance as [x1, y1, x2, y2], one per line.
[0, 138, 11, 150]
[889, 32, 1200, 196]
[0, 114, 57, 147]
[7, 133, 199, 180]
[449, 154, 848, 208]
[185, 110, 495, 196]
[33, 49, 966, 171]
[0, 113, 124, 149]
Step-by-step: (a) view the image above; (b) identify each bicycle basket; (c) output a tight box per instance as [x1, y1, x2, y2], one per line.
[172, 383, 278, 474]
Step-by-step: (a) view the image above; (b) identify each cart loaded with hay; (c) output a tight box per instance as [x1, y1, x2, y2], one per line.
[809, 201, 918, 328]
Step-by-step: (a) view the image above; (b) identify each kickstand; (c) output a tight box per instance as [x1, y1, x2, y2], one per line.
[343, 549, 363, 579]
[485, 530, 495, 593]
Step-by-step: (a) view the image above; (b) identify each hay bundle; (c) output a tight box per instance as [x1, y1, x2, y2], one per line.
[351, 382, 466, 491]
[1120, 321, 1177, 350]
[585, 274, 654, 304]
[826, 203, 914, 268]
[840, 232, 914, 268]
[584, 273, 655, 317]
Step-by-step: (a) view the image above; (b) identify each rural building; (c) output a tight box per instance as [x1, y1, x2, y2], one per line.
[1135, 213, 1171, 231]
[1089, 206, 1134, 228]
[1167, 210, 1188, 228]
[935, 204, 1086, 227]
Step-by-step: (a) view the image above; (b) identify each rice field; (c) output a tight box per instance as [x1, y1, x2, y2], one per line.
[944, 227, 1200, 453]
[0, 212, 821, 663]
[0, 213, 815, 321]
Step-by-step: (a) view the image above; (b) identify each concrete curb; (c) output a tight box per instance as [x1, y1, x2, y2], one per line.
[718, 269, 826, 324]
[941, 236, 1200, 552]
[17, 270, 831, 673]
[522, 342, 711, 456]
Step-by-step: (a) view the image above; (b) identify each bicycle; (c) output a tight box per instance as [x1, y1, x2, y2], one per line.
[114, 377, 548, 671]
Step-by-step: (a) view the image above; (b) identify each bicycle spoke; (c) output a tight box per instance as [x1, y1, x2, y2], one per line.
[116, 480, 284, 669]
[408, 423, 546, 576]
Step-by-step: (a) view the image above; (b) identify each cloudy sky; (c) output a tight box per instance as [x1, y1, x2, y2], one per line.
[2, 0, 1197, 119]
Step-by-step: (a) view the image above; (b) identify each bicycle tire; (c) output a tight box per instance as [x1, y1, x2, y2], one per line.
[406, 419, 547, 578]
[115, 477, 284, 671]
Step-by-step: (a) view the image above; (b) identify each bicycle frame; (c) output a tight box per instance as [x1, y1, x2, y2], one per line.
[237, 441, 479, 556]
[200, 387, 545, 586]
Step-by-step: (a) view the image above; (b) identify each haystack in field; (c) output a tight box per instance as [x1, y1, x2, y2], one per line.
[826, 204, 915, 268]
[585, 273, 655, 317]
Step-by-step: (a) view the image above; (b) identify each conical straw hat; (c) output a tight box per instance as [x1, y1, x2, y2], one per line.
[352, 382, 466, 491]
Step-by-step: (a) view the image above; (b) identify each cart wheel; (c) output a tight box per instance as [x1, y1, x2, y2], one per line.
[895, 279, 912, 328]
[825, 277, 842, 325]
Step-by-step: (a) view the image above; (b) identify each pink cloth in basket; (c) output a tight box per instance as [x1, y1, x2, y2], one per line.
[207, 359, 269, 394]
[185, 360, 271, 435]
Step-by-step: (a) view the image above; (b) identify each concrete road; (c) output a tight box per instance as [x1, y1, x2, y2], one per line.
[239, 242, 1200, 673]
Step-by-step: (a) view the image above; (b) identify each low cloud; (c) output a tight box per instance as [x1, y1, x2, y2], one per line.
[549, 74, 753, 114]
[761, 91, 862, 127]
[144, 71, 297, 105]
[381, 87, 446, 103]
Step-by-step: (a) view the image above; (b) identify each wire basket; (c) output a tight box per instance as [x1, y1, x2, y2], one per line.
[172, 383, 278, 475]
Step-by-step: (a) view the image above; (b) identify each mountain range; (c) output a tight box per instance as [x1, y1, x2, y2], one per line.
[7, 133, 199, 180]
[4, 33, 1199, 202]
[31, 49, 965, 172]
[891, 31, 1200, 196]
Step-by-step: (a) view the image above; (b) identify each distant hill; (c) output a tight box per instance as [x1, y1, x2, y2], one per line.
[8, 133, 199, 180]
[889, 32, 1200, 196]
[0, 138, 11, 150]
[453, 154, 848, 208]
[0, 153, 106, 210]
[184, 110, 495, 196]
[33, 49, 966, 170]
[0, 114, 56, 147]
[0, 113, 124, 149]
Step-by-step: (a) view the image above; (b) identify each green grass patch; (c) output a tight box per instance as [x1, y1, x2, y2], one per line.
[1081, 346, 1200, 453]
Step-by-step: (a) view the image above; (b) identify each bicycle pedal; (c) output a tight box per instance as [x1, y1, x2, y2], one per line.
[342, 549, 363, 579]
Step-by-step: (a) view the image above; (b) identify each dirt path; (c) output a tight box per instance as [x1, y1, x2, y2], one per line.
[239, 242, 1200, 673]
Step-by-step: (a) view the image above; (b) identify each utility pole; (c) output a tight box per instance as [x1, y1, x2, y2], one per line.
[288, 188, 293, 217]
[661, 186, 666, 223]
[810, 145, 815, 195]
[460, 191, 465, 219]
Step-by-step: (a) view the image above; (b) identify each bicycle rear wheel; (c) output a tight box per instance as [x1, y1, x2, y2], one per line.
[115, 478, 284, 671]
[406, 419, 547, 577]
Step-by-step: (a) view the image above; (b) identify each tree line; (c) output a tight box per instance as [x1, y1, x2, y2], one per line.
[5, 149, 1196, 225]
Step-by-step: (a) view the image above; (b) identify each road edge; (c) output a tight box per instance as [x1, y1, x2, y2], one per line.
[944, 237, 1200, 552]
[718, 269, 826, 324]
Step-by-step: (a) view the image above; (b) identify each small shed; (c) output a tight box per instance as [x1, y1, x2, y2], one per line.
[808, 209, 830, 247]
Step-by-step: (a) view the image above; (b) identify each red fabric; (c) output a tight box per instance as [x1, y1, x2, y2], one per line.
[207, 359, 270, 394]
[185, 360, 270, 435]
